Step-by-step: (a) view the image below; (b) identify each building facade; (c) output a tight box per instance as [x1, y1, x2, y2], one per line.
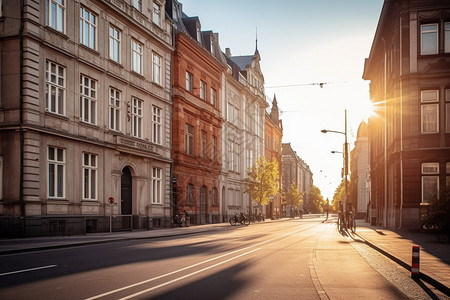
[350, 121, 370, 219]
[221, 47, 268, 218]
[167, 0, 226, 224]
[281, 143, 312, 215]
[363, 0, 450, 229]
[0, 0, 173, 235]
[265, 96, 283, 219]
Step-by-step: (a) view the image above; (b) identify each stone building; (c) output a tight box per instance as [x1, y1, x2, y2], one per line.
[265, 96, 283, 219]
[363, 0, 450, 229]
[0, 0, 173, 235]
[166, 0, 226, 224]
[281, 143, 312, 215]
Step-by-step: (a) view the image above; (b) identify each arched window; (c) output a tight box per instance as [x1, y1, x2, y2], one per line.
[211, 187, 218, 206]
[186, 184, 193, 204]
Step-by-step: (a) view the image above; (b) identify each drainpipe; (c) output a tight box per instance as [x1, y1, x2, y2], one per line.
[397, 14, 404, 230]
[381, 37, 387, 228]
[19, 0, 25, 218]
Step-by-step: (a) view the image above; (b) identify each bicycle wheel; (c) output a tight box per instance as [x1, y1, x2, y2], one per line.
[243, 218, 250, 226]
[229, 218, 236, 226]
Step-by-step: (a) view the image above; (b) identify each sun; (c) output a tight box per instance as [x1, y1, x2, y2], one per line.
[356, 98, 376, 122]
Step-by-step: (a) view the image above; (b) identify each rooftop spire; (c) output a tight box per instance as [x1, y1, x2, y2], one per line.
[255, 27, 259, 55]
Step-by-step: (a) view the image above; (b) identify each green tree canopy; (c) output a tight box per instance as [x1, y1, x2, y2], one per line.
[284, 181, 303, 208]
[309, 185, 325, 213]
[245, 157, 279, 211]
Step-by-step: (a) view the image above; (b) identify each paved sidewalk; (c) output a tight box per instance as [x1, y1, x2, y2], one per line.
[354, 220, 450, 295]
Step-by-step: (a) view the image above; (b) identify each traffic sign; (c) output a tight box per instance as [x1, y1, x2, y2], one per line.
[108, 197, 114, 204]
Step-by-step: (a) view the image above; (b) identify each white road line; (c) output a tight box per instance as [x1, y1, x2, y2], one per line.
[0, 265, 57, 276]
[85, 225, 312, 300]
[119, 248, 262, 300]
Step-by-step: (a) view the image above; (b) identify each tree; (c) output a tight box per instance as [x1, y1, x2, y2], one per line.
[284, 181, 303, 208]
[309, 185, 325, 213]
[245, 157, 279, 215]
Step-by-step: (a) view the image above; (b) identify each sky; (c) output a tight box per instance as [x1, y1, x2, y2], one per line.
[180, 0, 384, 200]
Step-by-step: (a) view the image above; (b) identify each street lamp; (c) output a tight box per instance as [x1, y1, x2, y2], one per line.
[321, 109, 349, 227]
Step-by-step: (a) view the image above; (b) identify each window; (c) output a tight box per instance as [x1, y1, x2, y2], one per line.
[82, 153, 97, 201]
[152, 106, 162, 144]
[421, 90, 439, 133]
[45, 0, 65, 33]
[200, 81, 206, 100]
[422, 163, 439, 203]
[210, 38, 215, 55]
[132, 0, 142, 11]
[228, 141, 234, 170]
[211, 187, 218, 206]
[421, 24, 438, 55]
[227, 102, 234, 123]
[132, 98, 143, 138]
[152, 53, 161, 85]
[186, 184, 193, 204]
[132, 40, 143, 75]
[234, 142, 240, 172]
[212, 135, 217, 162]
[446, 162, 450, 192]
[186, 72, 193, 92]
[80, 7, 96, 50]
[80, 75, 97, 124]
[445, 22, 450, 53]
[48, 147, 65, 198]
[109, 26, 120, 63]
[201, 131, 207, 158]
[211, 88, 217, 107]
[152, 2, 161, 26]
[45, 61, 65, 115]
[109, 88, 121, 132]
[446, 89, 450, 133]
[152, 168, 162, 204]
[185, 124, 194, 155]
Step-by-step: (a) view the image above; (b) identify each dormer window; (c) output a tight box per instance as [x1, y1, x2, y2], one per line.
[196, 26, 201, 43]
[210, 38, 215, 55]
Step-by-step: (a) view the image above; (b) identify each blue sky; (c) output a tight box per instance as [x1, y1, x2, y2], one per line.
[180, 0, 384, 200]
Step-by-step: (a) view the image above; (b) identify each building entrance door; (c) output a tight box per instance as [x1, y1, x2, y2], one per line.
[121, 167, 132, 215]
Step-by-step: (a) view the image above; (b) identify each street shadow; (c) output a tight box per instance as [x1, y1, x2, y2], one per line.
[414, 279, 441, 300]
[148, 261, 250, 300]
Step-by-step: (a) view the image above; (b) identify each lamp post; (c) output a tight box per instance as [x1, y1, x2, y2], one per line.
[321, 109, 349, 227]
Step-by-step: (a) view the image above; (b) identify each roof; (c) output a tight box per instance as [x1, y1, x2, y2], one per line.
[229, 55, 255, 71]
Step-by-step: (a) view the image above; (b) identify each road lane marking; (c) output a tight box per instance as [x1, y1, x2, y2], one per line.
[85, 224, 315, 300]
[0, 265, 57, 276]
[119, 248, 262, 300]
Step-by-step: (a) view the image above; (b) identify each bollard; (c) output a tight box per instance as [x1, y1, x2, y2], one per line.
[411, 245, 420, 279]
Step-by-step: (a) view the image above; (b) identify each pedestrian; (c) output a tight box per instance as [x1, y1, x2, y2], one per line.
[183, 210, 190, 227]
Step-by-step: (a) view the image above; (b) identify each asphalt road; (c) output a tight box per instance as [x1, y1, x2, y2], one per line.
[0, 217, 427, 299]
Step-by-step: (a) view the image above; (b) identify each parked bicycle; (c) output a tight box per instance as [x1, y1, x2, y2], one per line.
[348, 210, 356, 233]
[229, 212, 250, 226]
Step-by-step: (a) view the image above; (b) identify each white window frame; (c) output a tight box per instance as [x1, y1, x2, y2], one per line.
[82, 152, 97, 201]
[211, 88, 217, 107]
[421, 90, 439, 134]
[152, 53, 162, 85]
[152, 105, 162, 144]
[200, 81, 207, 100]
[48, 146, 65, 198]
[421, 23, 438, 55]
[152, 167, 162, 204]
[80, 74, 97, 125]
[45, 60, 65, 115]
[421, 162, 439, 203]
[132, 97, 143, 138]
[109, 25, 121, 63]
[132, 39, 143, 75]
[109, 87, 121, 132]
[186, 72, 193, 92]
[45, 0, 65, 33]
[132, 0, 142, 11]
[152, 2, 161, 26]
[445, 22, 450, 53]
[80, 7, 97, 50]
[185, 124, 194, 155]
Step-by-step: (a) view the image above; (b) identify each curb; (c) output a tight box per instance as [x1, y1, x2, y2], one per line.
[353, 231, 450, 297]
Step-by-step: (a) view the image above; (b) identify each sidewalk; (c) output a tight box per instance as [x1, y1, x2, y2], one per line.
[354, 220, 450, 295]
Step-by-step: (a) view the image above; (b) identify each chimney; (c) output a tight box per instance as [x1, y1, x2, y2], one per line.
[225, 48, 231, 57]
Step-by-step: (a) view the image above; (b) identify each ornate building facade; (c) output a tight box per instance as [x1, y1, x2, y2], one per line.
[0, 0, 173, 235]
[363, 0, 450, 229]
